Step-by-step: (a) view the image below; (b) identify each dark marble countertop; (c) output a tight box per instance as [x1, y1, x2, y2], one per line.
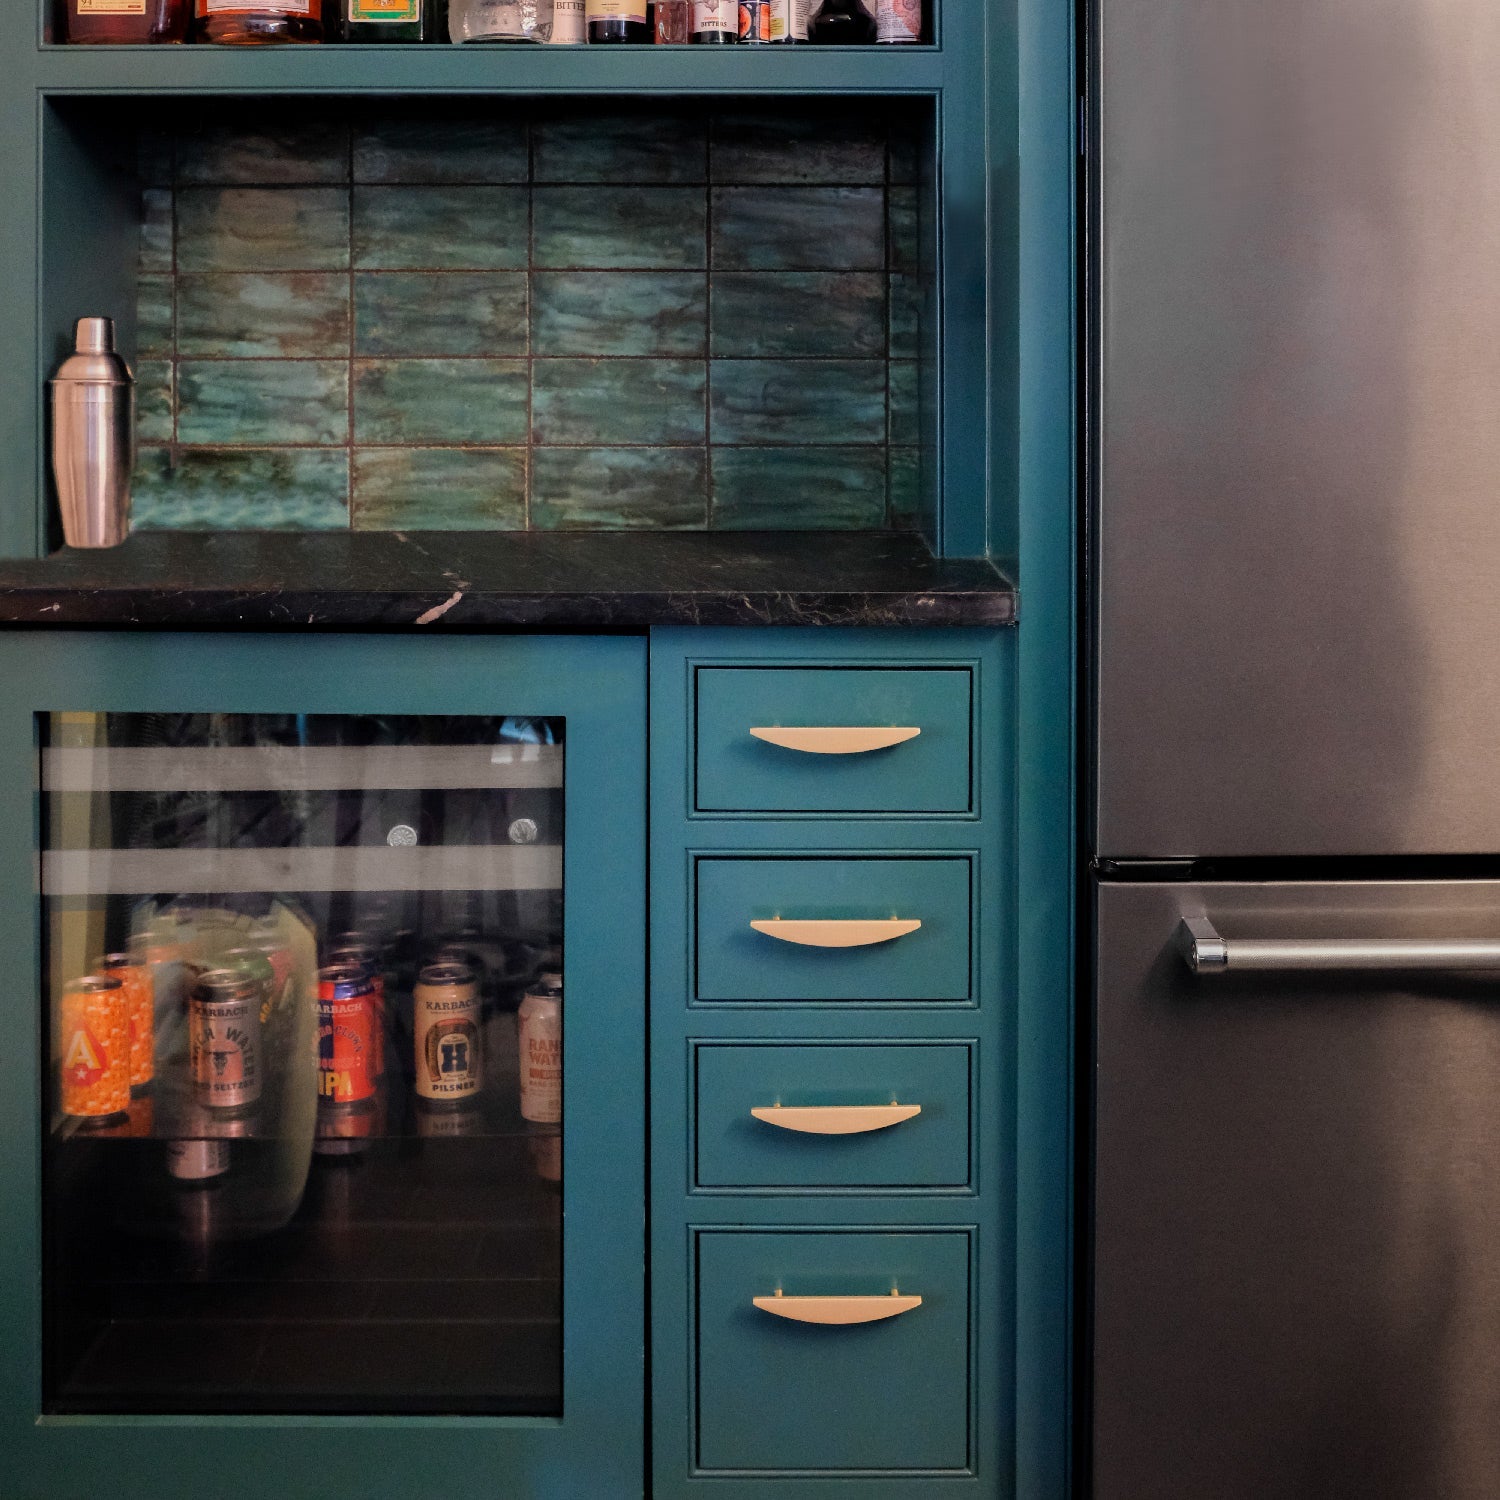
[0, 531, 1016, 630]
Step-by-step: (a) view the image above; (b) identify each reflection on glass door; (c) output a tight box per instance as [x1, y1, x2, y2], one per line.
[42, 712, 564, 1417]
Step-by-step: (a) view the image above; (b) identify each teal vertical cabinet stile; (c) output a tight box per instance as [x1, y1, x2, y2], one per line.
[0, 632, 647, 1500]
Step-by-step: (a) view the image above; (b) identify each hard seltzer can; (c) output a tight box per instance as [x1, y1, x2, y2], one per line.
[190, 967, 263, 1112]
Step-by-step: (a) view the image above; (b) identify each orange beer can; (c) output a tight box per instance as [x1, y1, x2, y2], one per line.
[59, 975, 130, 1119]
[96, 952, 155, 1089]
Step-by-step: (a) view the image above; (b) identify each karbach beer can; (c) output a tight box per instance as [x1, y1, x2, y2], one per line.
[59, 975, 130, 1120]
[414, 962, 482, 1106]
[326, 941, 385, 1080]
[96, 952, 155, 1090]
[316, 964, 379, 1105]
[517, 978, 562, 1124]
[190, 968, 263, 1112]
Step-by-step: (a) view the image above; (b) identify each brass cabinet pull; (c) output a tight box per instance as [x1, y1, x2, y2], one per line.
[750, 1103, 922, 1135]
[749, 918, 922, 948]
[752, 1291, 924, 1325]
[748, 726, 921, 755]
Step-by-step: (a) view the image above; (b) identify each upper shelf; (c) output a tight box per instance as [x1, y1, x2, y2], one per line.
[31, 43, 949, 95]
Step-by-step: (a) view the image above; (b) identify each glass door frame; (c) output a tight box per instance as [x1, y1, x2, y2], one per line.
[0, 629, 646, 1500]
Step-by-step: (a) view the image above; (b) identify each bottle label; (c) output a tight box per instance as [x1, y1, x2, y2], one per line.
[200, 0, 315, 13]
[586, 0, 645, 18]
[769, 0, 806, 38]
[548, 0, 586, 39]
[76, 0, 148, 13]
[693, 0, 733, 30]
[876, 0, 919, 40]
[348, 0, 418, 19]
[739, 1, 770, 38]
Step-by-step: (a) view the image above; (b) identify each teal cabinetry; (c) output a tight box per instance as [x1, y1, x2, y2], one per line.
[652, 627, 1012, 1499]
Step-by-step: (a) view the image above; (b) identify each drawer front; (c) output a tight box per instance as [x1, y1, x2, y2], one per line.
[694, 1042, 972, 1189]
[694, 666, 973, 815]
[695, 856, 973, 1003]
[695, 1230, 971, 1472]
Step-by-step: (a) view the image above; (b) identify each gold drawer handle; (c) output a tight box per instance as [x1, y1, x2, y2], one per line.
[750, 918, 922, 948]
[749, 726, 920, 755]
[753, 1290, 924, 1325]
[751, 1103, 922, 1135]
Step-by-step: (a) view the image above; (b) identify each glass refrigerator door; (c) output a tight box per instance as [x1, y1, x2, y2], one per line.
[0, 634, 644, 1498]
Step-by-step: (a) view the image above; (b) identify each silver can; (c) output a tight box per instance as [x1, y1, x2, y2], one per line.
[189, 967, 262, 1112]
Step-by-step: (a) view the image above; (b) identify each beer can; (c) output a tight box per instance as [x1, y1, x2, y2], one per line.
[190, 968, 263, 1112]
[518, 981, 562, 1124]
[314, 1097, 377, 1157]
[414, 962, 481, 1106]
[316, 964, 378, 1105]
[325, 943, 386, 1080]
[875, 0, 920, 41]
[96, 952, 155, 1090]
[167, 1137, 230, 1182]
[60, 974, 130, 1119]
[739, 0, 771, 39]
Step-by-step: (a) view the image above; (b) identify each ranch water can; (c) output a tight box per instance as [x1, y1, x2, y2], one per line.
[518, 979, 562, 1124]
[414, 962, 482, 1106]
[190, 967, 263, 1113]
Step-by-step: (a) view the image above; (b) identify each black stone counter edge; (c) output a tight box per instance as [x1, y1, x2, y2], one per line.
[0, 587, 1015, 630]
[0, 531, 1017, 629]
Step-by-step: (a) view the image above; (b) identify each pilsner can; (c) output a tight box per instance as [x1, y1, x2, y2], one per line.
[414, 963, 482, 1106]
[96, 952, 155, 1089]
[59, 975, 130, 1119]
[190, 968, 263, 1112]
[517, 980, 562, 1124]
[317, 964, 378, 1105]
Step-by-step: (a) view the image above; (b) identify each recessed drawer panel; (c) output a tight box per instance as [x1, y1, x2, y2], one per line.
[694, 856, 972, 1003]
[695, 1230, 971, 1472]
[694, 666, 973, 815]
[694, 1042, 972, 1189]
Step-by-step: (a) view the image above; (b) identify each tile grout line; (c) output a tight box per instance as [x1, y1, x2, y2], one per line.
[702, 117, 713, 530]
[883, 119, 893, 528]
[347, 110, 356, 530]
[525, 114, 535, 532]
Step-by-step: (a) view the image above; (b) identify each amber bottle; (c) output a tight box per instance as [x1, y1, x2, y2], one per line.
[62, 0, 190, 43]
[195, 0, 323, 42]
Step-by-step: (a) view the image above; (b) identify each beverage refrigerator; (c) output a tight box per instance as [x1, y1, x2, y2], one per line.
[1089, 0, 1500, 1495]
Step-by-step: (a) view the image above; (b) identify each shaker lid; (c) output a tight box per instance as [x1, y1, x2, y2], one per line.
[50, 316, 132, 386]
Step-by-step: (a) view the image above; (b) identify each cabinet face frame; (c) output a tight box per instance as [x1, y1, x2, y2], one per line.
[0, 629, 646, 1500]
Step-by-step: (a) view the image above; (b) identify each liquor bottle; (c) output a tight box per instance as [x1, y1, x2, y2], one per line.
[739, 0, 771, 40]
[547, 0, 585, 39]
[586, 0, 648, 40]
[689, 0, 734, 41]
[61, 0, 189, 42]
[769, 0, 805, 39]
[652, 0, 687, 40]
[448, 0, 553, 38]
[342, 0, 433, 40]
[807, 0, 872, 42]
[195, 0, 324, 41]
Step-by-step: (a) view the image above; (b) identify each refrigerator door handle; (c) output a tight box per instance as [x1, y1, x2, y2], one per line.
[1178, 916, 1500, 974]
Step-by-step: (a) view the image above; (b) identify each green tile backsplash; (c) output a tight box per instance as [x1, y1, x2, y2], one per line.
[134, 102, 929, 533]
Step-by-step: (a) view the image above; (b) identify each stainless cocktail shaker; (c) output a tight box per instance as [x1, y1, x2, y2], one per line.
[49, 317, 134, 548]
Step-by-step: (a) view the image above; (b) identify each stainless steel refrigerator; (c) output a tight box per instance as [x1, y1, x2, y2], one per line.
[1091, 0, 1500, 1495]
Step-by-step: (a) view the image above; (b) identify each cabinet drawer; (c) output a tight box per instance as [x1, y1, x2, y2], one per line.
[694, 856, 972, 1003]
[695, 1230, 971, 1472]
[694, 1043, 972, 1189]
[694, 666, 973, 815]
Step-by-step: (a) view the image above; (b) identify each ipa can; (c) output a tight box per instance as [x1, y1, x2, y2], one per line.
[190, 968, 263, 1112]
[96, 952, 155, 1090]
[59, 974, 130, 1120]
[316, 964, 378, 1105]
[414, 962, 481, 1106]
[518, 979, 562, 1124]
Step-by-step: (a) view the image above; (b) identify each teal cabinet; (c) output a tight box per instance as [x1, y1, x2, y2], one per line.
[694, 1229, 973, 1472]
[0, 631, 646, 1500]
[693, 666, 975, 816]
[695, 856, 975, 1004]
[694, 1042, 973, 1190]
